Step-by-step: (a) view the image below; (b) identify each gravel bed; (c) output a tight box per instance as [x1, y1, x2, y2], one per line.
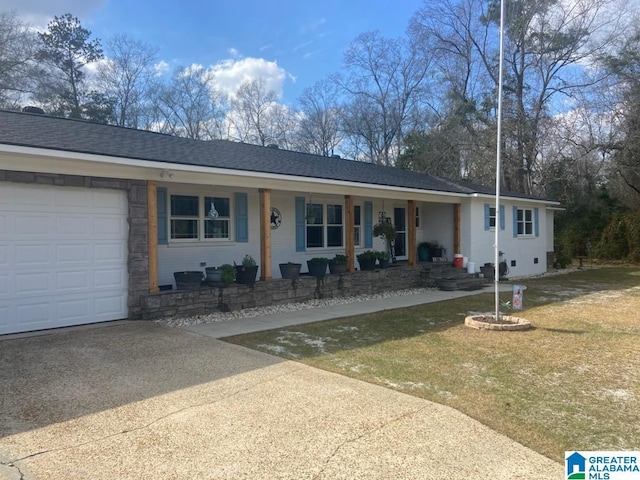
[154, 287, 434, 328]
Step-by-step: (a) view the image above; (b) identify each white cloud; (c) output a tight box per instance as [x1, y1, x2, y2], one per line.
[154, 60, 170, 77]
[210, 57, 287, 99]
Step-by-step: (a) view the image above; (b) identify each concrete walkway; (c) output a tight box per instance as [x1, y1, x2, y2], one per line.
[181, 284, 514, 338]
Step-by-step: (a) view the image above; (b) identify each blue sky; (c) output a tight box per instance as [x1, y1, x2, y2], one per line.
[8, 0, 426, 104]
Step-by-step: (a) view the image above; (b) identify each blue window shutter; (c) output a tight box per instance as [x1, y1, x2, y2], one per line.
[513, 206, 518, 238]
[534, 207, 539, 237]
[364, 201, 373, 248]
[157, 187, 168, 245]
[235, 192, 248, 243]
[295, 196, 306, 252]
[500, 205, 505, 230]
[484, 204, 490, 231]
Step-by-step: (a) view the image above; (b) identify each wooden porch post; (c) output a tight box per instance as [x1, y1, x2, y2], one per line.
[407, 200, 417, 266]
[345, 195, 355, 272]
[259, 189, 272, 281]
[147, 181, 159, 293]
[453, 203, 461, 256]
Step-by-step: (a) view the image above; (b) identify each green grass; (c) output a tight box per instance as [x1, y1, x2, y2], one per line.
[224, 267, 640, 462]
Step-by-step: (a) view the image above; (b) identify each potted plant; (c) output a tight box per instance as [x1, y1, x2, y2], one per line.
[373, 222, 397, 242]
[329, 254, 348, 274]
[376, 251, 390, 268]
[205, 266, 223, 284]
[307, 257, 330, 277]
[221, 264, 236, 284]
[357, 250, 377, 271]
[173, 270, 204, 290]
[235, 254, 259, 286]
[279, 261, 302, 279]
[430, 241, 444, 259]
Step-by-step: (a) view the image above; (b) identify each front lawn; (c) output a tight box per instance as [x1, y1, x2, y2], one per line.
[224, 267, 640, 462]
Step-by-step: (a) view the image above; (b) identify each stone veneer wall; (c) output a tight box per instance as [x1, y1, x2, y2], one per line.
[0, 170, 149, 319]
[141, 265, 424, 320]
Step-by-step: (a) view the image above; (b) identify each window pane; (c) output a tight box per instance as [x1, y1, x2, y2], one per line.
[171, 219, 198, 239]
[306, 204, 323, 225]
[517, 209, 523, 221]
[354, 226, 361, 246]
[205, 219, 229, 239]
[525, 223, 533, 235]
[306, 225, 323, 247]
[171, 195, 199, 216]
[327, 204, 342, 225]
[525, 209, 532, 222]
[205, 196, 230, 217]
[517, 223, 524, 235]
[354, 206, 361, 226]
[327, 226, 343, 247]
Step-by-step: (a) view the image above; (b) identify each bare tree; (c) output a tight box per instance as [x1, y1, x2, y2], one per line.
[294, 79, 342, 156]
[96, 34, 158, 128]
[0, 11, 39, 109]
[411, 0, 625, 194]
[334, 31, 434, 165]
[228, 77, 281, 146]
[152, 64, 227, 140]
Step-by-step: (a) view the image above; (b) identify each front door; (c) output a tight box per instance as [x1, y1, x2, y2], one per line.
[394, 207, 407, 259]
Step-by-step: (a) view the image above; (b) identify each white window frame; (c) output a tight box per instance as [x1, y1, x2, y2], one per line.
[306, 202, 344, 249]
[169, 191, 233, 243]
[516, 208, 534, 237]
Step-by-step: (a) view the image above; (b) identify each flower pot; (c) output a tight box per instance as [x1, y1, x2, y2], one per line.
[174, 271, 204, 290]
[418, 247, 430, 262]
[279, 263, 302, 279]
[205, 267, 223, 284]
[235, 265, 258, 286]
[378, 258, 389, 269]
[329, 262, 348, 274]
[358, 258, 376, 271]
[307, 260, 328, 277]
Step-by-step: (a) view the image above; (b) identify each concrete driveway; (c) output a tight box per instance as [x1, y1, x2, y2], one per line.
[0, 322, 562, 479]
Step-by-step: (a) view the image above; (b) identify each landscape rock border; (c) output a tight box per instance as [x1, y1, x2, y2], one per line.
[464, 314, 532, 331]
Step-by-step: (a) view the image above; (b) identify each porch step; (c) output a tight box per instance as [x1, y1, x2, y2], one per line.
[420, 263, 489, 291]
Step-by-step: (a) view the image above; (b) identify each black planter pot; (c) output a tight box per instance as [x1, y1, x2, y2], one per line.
[307, 261, 328, 277]
[378, 258, 389, 269]
[418, 247, 430, 262]
[279, 263, 302, 279]
[358, 258, 376, 271]
[235, 265, 258, 286]
[174, 271, 204, 290]
[329, 262, 348, 274]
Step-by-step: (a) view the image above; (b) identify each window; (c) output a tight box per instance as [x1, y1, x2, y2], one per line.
[171, 195, 199, 239]
[327, 204, 343, 247]
[354, 205, 361, 246]
[306, 203, 324, 248]
[204, 196, 230, 239]
[517, 208, 533, 236]
[415, 206, 420, 228]
[306, 203, 344, 248]
[170, 194, 231, 241]
[489, 206, 497, 229]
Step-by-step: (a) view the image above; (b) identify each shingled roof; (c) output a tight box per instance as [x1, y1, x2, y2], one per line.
[0, 109, 547, 201]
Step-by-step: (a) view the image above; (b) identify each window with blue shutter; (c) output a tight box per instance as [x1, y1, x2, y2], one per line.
[513, 206, 518, 238]
[534, 207, 539, 237]
[500, 205, 505, 230]
[484, 204, 491, 231]
[157, 187, 168, 245]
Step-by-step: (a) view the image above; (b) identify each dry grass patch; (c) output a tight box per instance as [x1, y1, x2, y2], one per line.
[225, 267, 640, 462]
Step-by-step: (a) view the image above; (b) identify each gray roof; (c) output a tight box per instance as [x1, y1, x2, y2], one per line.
[0, 109, 549, 201]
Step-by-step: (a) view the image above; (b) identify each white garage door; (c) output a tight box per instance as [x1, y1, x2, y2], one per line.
[0, 183, 129, 335]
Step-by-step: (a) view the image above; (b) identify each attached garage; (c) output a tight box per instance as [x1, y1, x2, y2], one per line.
[0, 183, 129, 335]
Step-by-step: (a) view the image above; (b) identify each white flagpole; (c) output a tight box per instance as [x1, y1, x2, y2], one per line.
[495, 0, 506, 320]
